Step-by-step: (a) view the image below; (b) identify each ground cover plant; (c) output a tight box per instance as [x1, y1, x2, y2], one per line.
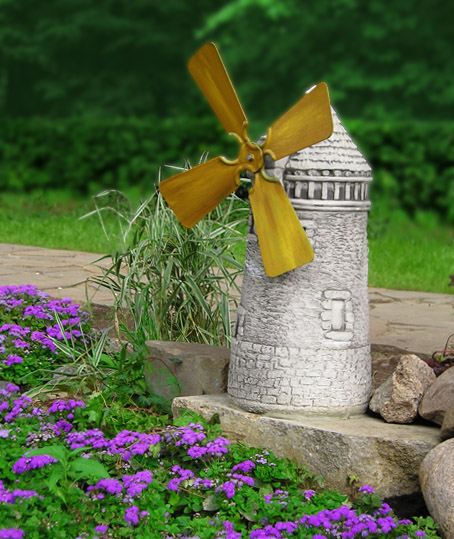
[0, 285, 441, 538]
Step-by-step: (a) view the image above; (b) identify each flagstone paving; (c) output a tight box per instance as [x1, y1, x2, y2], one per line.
[1, 243, 453, 355]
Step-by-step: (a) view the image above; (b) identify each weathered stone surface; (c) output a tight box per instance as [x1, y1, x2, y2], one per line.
[173, 394, 439, 499]
[440, 398, 454, 440]
[369, 354, 436, 423]
[419, 438, 454, 537]
[144, 341, 229, 400]
[419, 367, 454, 425]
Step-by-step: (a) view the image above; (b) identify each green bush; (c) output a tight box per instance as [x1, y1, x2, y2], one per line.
[1, 117, 453, 221]
[0, 116, 232, 195]
[346, 120, 454, 222]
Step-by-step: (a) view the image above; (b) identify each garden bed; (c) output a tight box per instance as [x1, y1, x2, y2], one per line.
[0, 285, 441, 538]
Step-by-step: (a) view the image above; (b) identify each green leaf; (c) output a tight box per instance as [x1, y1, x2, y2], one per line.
[202, 494, 220, 511]
[46, 468, 64, 492]
[26, 445, 68, 463]
[69, 457, 110, 479]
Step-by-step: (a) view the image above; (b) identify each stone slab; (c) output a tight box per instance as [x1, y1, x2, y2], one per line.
[369, 288, 454, 355]
[0, 243, 113, 305]
[173, 393, 440, 499]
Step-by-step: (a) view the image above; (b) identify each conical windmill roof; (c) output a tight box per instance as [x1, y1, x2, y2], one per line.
[284, 108, 372, 179]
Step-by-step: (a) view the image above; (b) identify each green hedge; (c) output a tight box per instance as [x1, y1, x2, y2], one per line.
[346, 120, 454, 223]
[0, 117, 453, 222]
[0, 116, 232, 195]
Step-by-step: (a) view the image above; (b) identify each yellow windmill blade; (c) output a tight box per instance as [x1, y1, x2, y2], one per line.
[249, 173, 314, 277]
[159, 157, 240, 228]
[262, 82, 333, 161]
[189, 42, 247, 139]
[159, 42, 334, 277]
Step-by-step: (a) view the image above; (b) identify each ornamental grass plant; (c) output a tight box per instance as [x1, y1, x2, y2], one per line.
[82, 183, 248, 348]
[0, 285, 441, 538]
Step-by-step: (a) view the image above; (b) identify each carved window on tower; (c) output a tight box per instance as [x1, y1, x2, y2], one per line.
[321, 290, 354, 342]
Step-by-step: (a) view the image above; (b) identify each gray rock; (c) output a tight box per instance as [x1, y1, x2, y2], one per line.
[419, 367, 454, 425]
[419, 438, 454, 538]
[369, 354, 436, 423]
[144, 340, 229, 400]
[173, 393, 439, 499]
[440, 398, 454, 440]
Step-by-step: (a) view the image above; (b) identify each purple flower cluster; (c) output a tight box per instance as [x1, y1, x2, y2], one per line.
[0, 529, 25, 539]
[12, 453, 59, 474]
[0, 480, 38, 504]
[246, 503, 404, 538]
[164, 422, 230, 460]
[2, 394, 33, 423]
[47, 398, 86, 420]
[66, 428, 161, 461]
[217, 471, 255, 499]
[264, 489, 290, 507]
[0, 285, 90, 379]
[231, 459, 255, 473]
[87, 470, 153, 500]
[124, 505, 149, 526]
[167, 465, 195, 491]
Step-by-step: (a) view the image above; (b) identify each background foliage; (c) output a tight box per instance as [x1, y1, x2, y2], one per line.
[1, 118, 452, 222]
[0, 0, 453, 221]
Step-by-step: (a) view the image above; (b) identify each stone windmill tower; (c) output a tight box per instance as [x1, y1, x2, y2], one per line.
[228, 109, 373, 416]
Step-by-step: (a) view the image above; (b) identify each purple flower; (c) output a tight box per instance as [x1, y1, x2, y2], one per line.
[12, 454, 58, 473]
[221, 480, 236, 499]
[232, 460, 255, 473]
[11, 339, 29, 349]
[303, 489, 315, 500]
[231, 473, 254, 486]
[206, 436, 230, 456]
[0, 530, 25, 539]
[88, 478, 123, 495]
[0, 402, 9, 412]
[221, 521, 242, 539]
[193, 478, 213, 489]
[94, 525, 108, 533]
[4, 383, 20, 393]
[358, 484, 374, 494]
[187, 445, 208, 459]
[167, 478, 181, 492]
[3, 355, 23, 367]
[275, 521, 297, 533]
[124, 505, 140, 525]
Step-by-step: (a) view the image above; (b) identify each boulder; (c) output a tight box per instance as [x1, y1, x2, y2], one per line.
[369, 354, 435, 423]
[440, 398, 454, 440]
[419, 438, 454, 537]
[144, 340, 229, 400]
[419, 366, 454, 425]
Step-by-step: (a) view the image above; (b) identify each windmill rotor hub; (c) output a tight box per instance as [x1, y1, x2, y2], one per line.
[239, 140, 263, 174]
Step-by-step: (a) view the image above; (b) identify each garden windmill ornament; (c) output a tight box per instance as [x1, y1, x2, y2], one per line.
[159, 42, 334, 277]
